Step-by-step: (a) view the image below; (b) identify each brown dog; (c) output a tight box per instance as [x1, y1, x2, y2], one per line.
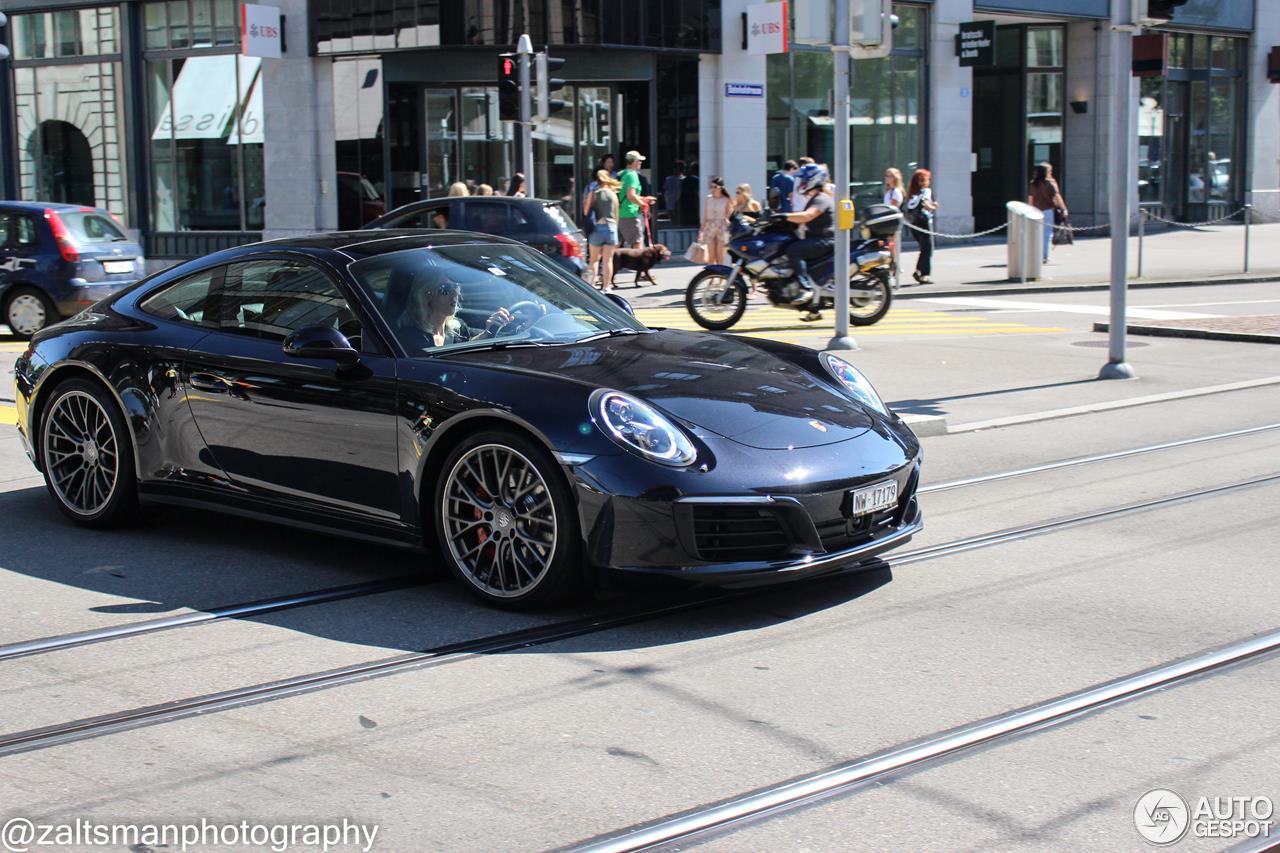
[611, 244, 672, 286]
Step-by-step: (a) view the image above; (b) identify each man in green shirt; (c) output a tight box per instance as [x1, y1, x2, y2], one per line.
[618, 150, 657, 248]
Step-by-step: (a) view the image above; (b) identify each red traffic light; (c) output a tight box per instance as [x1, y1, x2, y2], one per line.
[502, 58, 515, 77]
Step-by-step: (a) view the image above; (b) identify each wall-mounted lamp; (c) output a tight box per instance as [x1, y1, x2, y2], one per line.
[1069, 99, 1089, 115]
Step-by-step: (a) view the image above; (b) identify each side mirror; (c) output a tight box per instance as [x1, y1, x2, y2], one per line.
[283, 324, 360, 366]
[604, 292, 634, 315]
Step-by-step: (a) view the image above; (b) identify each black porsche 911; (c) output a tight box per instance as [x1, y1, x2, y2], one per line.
[12, 230, 922, 608]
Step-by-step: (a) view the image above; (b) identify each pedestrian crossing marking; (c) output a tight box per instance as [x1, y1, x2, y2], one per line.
[634, 306, 1068, 339]
[0, 342, 29, 351]
[0, 405, 16, 426]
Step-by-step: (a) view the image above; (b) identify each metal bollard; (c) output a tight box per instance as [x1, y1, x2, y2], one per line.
[1136, 207, 1145, 279]
[1244, 203, 1252, 274]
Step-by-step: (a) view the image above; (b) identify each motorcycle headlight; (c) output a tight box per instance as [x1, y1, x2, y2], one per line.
[821, 353, 888, 416]
[593, 390, 697, 466]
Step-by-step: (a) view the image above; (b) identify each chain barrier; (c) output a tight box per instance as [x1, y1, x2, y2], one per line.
[1051, 220, 1111, 233]
[901, 220, 1009, 240]
[1141, 206, 1248, 228]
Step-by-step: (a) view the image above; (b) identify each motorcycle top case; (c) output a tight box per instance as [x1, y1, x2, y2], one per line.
[860, 203, 903, 238]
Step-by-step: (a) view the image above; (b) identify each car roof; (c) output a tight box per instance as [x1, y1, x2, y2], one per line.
[254, 229, 528, 259]
[0, 201, 106, 214]
[381, 196, 557, 211]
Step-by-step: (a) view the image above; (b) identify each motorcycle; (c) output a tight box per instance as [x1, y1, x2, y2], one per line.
[684, 203, 902, 332]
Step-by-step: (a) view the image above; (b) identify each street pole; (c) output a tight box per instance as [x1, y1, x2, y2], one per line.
[828, 0, 856, 351]
[517, 33, 534, 199]
[1100, 11, 1136, 380]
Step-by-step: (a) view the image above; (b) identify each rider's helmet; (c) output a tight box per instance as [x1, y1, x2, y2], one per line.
[796, 163, 829, 194]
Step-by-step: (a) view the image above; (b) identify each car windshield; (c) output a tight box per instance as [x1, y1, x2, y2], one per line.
[60, 211, 128, 243]
[350, 243, 648, 356]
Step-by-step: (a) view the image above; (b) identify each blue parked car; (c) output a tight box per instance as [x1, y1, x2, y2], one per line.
[1, 202, 146, 339]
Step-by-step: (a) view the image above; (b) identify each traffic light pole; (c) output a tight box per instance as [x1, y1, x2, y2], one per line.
[828, 0, 856, 351]
[1100, 9, 1136, 379]
[517, 34, 534, 198]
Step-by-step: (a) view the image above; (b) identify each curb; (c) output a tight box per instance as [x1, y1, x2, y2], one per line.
[893, 275, 1280, 300]
[1094, 322, 1280, 345]
[898, 413, 948, 437]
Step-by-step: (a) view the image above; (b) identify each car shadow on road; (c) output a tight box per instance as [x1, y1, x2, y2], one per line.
[0, 486, 895, 657]
[888, 376, 1099, 418]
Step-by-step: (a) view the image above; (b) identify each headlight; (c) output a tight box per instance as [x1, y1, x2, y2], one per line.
[592, 389, 696, 466]
[821, 353, 888, 415]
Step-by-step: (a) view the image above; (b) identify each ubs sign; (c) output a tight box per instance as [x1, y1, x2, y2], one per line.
[957, 21, 995, 67]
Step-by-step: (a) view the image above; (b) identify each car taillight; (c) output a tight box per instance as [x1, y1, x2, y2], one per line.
[554, 233, 582, 258]
[44, 209, 80, 262]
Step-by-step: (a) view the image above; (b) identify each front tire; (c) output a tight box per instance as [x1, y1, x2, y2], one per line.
[39, 378, 138, 527]
[685, 269, 748, 331]
[4, 286, 59, 339]
[848, 270, 893, 326]
[434, 430, 582, 609]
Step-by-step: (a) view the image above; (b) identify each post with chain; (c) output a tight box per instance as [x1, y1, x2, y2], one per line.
[517, 34, 534, 198]
[1100, 5, 1137, 380]
[828, 0, 856, 351]
[1136, 205, 1145, 279]
[1244, 203, 1251, 273]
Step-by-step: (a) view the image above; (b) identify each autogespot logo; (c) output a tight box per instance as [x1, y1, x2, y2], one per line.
[1135, 789, 1191, 845]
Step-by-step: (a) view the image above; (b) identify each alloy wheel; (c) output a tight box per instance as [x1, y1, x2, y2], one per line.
[441, 444, 558, 598]
[42, 390, 120, 516]
[7, 293, 47, 336]
[849, 276, 888, 320]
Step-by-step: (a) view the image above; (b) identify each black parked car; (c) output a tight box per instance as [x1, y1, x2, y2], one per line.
[13, 231, 921, 608]
[1, 202, 146, 339]
[364, 196, 588, 278]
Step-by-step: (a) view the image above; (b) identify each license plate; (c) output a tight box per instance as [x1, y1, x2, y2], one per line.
[102, 260, 134, 274]
[848, 479, 898, 516]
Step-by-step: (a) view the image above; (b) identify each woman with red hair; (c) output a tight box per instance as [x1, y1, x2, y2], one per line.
[905, 168, 939, 284]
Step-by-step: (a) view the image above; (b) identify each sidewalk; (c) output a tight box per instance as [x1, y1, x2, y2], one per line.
[621, 221, 1280, 309]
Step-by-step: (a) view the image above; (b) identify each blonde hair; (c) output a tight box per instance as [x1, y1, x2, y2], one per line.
[476, 183, 494, 196]
[884, 167, 903, 189]
[596, 169, 621, 189]
[448, 182, 469, 197]
[409, 279, 462, 337]
[735, 183, 753, 197]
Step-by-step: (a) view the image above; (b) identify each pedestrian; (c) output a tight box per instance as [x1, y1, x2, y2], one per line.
[506, 173, 526, 198]
[663, 160, 686, 225]
[769, 160, 798, 213]
[699, 176, 733, 265]
[733, 183, 762, 218]
[905, 168, 939, 284]
[582, 155, 617, 230]
[618, 150, 657, 249]
[778, 163, 835, 321]
[476, 183, 494, 196]
[1028, 162, 1067, 263]
[585, 170, 621, 292]
[448, 181, 469, 197]
[883, 167, 905, 287]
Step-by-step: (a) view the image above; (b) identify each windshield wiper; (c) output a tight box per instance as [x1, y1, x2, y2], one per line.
[573, 328, 650, 343]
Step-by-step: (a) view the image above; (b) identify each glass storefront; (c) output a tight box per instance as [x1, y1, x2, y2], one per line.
[766, 3, 927, 208]
[1138, 32, 1246, 221]
[10, 8, 130, 223]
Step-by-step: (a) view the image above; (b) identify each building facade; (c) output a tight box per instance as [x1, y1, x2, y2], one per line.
[0, 0, 1274, 261]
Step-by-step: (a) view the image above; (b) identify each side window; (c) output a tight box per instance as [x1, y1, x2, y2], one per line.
[219, 259, 362, 346]
[0, 213, 38, 248]
[387, 205, 448, 229]
[138, 268, 220, 327]
[461, 203, 509, 234]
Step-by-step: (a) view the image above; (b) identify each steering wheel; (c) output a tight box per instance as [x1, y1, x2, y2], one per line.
[494, 300, 549, 336]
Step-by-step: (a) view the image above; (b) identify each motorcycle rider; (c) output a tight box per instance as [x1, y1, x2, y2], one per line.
[779, 163, 835, 321]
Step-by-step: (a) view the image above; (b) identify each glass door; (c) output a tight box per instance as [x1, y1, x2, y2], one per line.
[576, 85, 613, 220]
[424, 88, 459, 198]
[460, 86, 514, 193]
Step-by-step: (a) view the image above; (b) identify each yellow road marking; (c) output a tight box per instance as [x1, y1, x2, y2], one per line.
[0, 406, 16, 426]
[0, 343, 29, 352]
[636, 307, 1068, 338]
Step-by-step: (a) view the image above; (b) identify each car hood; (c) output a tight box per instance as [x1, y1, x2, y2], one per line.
[446, 330, 876, 449]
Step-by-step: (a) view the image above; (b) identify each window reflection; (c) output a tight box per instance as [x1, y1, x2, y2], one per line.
[333, 58, 387, 229]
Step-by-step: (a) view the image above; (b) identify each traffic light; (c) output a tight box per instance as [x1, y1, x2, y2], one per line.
[534, 52, 568, 121]
[0, 12, 10, 62]
[497, 53, 519, 122]
[1137, 0, 1189, 25]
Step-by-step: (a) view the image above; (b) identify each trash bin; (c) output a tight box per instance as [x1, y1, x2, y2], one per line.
[1006, 201, 1044, 282]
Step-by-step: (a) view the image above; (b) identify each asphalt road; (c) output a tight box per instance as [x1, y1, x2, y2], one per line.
[1, 282, 1278, 851]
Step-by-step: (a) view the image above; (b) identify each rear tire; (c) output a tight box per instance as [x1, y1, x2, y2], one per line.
[685, 270, 748, 331]
[848, 270, 893, 326]
[39, 378, 138, 527]
[433, 429, 582, 609]
[4, 286, 59, 339]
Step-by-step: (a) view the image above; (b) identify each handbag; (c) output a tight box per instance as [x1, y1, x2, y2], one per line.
[684, 240, 708, 264]
[1052, 208, 1074, 246]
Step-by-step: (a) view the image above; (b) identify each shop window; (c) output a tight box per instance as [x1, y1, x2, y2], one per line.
[12, 8, 120, 60]
[147, 54, 264, 232]
[1026, 27, 1063, 68]
[333, 58, 387, 230]
[143, 0, 238, 50]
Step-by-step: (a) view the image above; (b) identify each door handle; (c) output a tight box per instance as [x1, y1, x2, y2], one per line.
[188, 372, 231, 393]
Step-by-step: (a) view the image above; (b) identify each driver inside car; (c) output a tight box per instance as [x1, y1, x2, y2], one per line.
[396, 272, 544, 351]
